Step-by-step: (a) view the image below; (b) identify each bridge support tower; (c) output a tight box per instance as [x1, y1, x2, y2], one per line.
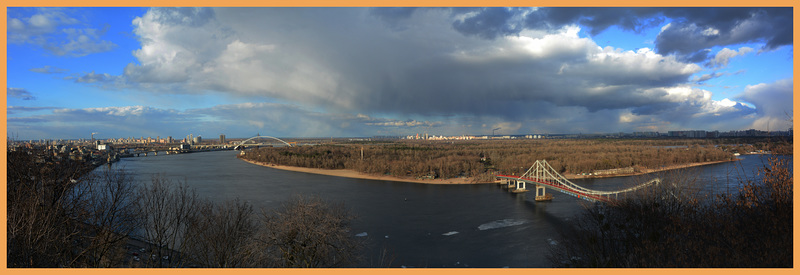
[534, 184, 552, 201]
[512, 180, 529, 193]
[506, 180, 516, 189]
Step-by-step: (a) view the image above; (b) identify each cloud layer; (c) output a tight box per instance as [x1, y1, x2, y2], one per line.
[7, 103, 449, 139]
[8, 7, 793, 139]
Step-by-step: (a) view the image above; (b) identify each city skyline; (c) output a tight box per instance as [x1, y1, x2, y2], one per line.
[7, 7, 795, 140]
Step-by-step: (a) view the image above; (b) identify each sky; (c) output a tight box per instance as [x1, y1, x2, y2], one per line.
[6, 7, 795, 140]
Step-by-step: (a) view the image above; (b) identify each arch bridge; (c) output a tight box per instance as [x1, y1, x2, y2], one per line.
[234, 135, 294, 150]
[497, 160, 660, 203]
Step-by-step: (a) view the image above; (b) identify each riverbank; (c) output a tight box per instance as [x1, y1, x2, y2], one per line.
[562, 158, 739, 179]
[240, 158, 488, 184]
[240, 157, 740, 184]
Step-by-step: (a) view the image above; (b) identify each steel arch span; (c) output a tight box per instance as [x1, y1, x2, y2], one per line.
[234, 135, 293, 150]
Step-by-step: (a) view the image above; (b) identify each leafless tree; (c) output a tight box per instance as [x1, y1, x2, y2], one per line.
[182, 198, 256, 267]
[247, 195, 362, 267]
[7, 149, 139, 267]
[549, 156, 792, 267]
[67, 166, 141, 267]
[136, 174, 199, 267]
[7, 150, 85, 267]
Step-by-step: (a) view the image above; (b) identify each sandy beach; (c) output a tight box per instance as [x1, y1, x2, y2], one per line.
[563, 159, 739, 179]
[240, 157, 738, 184]
[240, 158, 486, 184]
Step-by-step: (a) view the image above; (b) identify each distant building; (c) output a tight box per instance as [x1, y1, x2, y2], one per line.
[633, 131, 660, 138]
[668, 130, 707, 138]
[220, 134, 226, 144]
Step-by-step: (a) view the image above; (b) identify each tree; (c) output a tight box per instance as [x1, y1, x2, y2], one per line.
[68, 166, 141, 267]
[7, 149, 88, 267]
[248, 195, 362, 267]
[136, 174, 200, 267]
[7, 149, 139, 267]
[183, 198, 256, 267]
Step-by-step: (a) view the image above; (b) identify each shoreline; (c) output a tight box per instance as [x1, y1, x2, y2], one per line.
[562, 159, 739, 179]
[239, 158, 487, 184]
[239, 157, 740, 184]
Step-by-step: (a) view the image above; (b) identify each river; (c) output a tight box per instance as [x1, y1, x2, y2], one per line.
[108, 150, 789, 267]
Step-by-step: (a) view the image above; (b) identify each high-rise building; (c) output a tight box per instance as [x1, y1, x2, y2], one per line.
[220, 134, 226, 144]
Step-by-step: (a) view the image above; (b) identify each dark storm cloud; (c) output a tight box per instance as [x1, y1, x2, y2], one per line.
[119, 8, 721, 125]
[453, 7, 791, 62]
[736, 79, 794, 129]
[188, 103, 445, 137]
[658, 100, 756, 130]
[683, 49, 712, 64]
[369, 7, 418, 29]
[631, 102, 681, 116]
[525, 7, 664, 35]
[656, 8, 792, 51]
[452, 7, 523, 39]
[344, 44, 698, 117]
[452, 7, 665, 38]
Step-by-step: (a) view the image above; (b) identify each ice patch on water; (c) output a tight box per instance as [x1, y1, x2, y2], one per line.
[442, 231, 459, 236]
[355, 232, 368, 237]
[477, 219, 529, 231]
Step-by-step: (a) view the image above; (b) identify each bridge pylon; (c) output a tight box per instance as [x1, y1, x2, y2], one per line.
[511, 180, 529, 193]
[534, 184, 552, 201]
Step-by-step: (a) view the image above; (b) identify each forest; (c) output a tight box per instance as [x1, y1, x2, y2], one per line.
[238, 138, 782, 182]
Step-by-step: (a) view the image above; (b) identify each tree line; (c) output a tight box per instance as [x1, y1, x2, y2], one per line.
[7, 148, 361, 268]
[240, 139, 747, 181]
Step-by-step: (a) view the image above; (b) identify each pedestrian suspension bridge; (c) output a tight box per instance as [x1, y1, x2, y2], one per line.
[496, 160, 661, 203]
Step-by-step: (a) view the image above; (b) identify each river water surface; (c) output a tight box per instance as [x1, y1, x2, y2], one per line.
[109, 150, 789, 267]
